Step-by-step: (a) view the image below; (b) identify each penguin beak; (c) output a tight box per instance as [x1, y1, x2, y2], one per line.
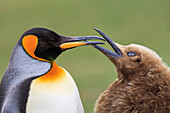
[59, 35, 105, 51]
[92, 28, 123, 60]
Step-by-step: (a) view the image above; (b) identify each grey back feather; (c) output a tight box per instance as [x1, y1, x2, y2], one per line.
[0, 44, 51, 113]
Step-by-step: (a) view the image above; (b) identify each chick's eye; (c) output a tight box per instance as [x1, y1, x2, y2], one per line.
[127, 51, 136, 57]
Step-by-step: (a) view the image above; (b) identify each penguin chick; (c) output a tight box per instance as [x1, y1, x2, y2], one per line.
[93, 29, 170, 113]
[0, 28, 104, 113]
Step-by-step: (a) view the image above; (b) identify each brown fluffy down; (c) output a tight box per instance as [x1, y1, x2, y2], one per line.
[94, 44, 170, 113]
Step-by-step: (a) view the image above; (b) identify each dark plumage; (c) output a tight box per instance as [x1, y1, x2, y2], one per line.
[93, 29, 170, 113]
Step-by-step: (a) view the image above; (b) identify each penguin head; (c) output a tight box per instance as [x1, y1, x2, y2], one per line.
[93, 29, 166, 80]
[19, 28, 104, 62]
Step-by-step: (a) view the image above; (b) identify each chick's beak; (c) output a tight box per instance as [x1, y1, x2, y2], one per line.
[59, 35, 105, 51]
[93, 28, 123, 60]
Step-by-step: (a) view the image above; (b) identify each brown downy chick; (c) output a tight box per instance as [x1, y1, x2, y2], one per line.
[93, 29, 170, 113]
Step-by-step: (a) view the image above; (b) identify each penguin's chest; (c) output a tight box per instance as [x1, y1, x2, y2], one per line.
[26, 64, 83, 113]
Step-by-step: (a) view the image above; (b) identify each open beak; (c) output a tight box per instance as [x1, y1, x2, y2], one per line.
[59, 35, 105, 51]
[93, 28, 123, 60]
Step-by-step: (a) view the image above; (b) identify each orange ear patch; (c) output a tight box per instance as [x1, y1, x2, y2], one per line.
[22, 35, 48, 62]
[36, 62, 66, 82]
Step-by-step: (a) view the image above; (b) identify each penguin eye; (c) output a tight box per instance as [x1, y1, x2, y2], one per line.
[127, 51, 136, 57]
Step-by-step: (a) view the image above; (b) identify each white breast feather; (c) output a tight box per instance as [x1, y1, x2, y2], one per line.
[26, 69, 84, 113]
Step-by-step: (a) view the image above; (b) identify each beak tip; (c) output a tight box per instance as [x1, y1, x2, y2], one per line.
[94, 28, 98, 30]
[99, 37, 106, 41]
[94, 28, 100, 32]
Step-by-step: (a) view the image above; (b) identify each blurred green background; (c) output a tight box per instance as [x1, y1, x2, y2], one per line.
[0, 0, 170, 112]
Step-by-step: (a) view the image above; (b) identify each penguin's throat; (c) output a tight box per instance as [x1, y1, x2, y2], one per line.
[36, 62, 67, 83]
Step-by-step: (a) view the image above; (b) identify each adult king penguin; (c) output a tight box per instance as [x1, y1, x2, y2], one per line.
[0, 27, 104, 113]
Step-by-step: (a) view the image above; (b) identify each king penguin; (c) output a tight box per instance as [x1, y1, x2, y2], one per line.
[93, 29, 170, 113]
[0, 27, 104, 113]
